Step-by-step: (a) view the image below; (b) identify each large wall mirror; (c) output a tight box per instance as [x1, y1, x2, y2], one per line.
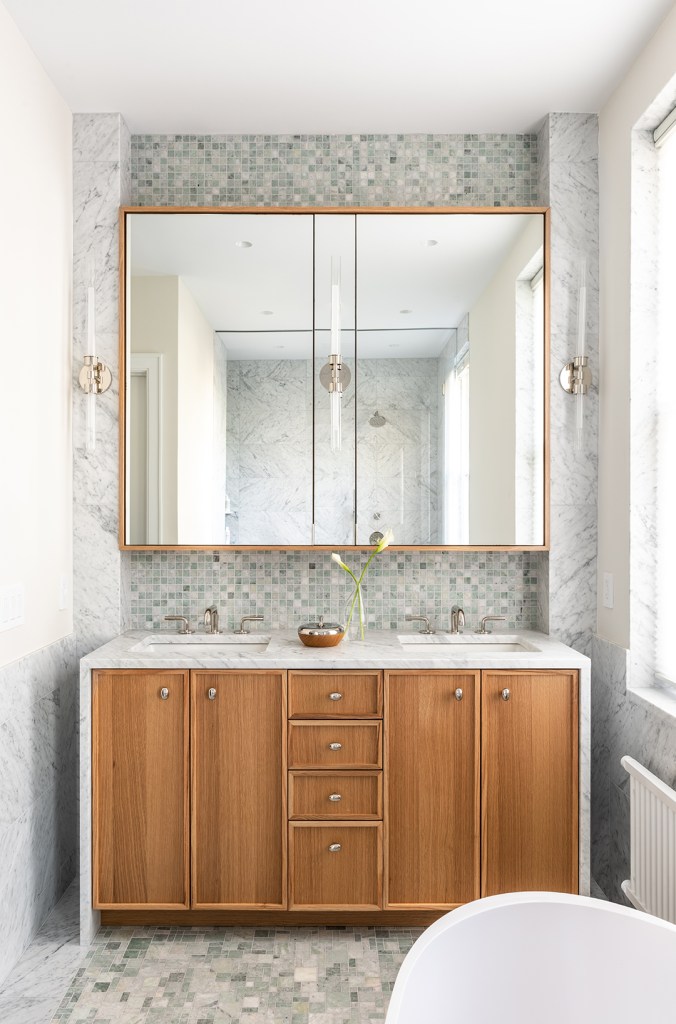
[121, 207, 548, 549]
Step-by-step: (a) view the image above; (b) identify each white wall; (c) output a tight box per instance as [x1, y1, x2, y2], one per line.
[468, 218, 542, 543]
[177, 279, 215, 543]
[130, 276, 179, 542]
[598, 3, 676, 646]
[0, 1, 72, 668]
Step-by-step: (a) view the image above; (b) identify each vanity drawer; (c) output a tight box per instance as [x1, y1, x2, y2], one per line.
[288, 671, 382, 719]
[288, 721, 382, 769]
[289, 822, 382, 909]
[289, 771, 382, 819]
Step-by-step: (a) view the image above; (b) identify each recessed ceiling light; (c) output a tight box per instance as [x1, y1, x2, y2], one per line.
[388, 343, 400, 348]
[235, 240, 253, 248]
[400, 309, 413, 315]
[261, 310, 274, 315]
[424, 239, 439, 247]
[275, 344, 285, 349]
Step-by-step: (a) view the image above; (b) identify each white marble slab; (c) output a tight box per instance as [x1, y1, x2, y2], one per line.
[79, 628, 591, 943]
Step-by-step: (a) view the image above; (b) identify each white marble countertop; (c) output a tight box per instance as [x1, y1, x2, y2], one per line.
[81, 628, 590, 672]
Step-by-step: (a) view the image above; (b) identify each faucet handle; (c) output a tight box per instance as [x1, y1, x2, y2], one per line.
[235, 615, 264, 635]
[405, 614, 435, 635]
[164, 615, 193, 635]
[478, 615, 506, 634]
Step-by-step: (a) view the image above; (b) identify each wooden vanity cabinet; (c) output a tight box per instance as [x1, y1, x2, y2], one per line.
[191, 670, 287, 908]
[93, 664, 580, 921]
[481, 670, 579, 896]
[385, 671, 481, 909]
[92, 669, 190, 909]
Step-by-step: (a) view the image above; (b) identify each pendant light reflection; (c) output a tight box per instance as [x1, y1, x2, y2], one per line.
[320, 255, 351, 453]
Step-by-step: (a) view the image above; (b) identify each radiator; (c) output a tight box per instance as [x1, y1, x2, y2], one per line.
[621, 755, 676, 923]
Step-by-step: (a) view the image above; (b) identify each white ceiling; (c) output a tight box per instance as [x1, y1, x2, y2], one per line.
[4, 0, 675, 133]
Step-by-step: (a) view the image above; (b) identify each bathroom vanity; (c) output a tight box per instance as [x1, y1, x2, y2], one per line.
[80, 631, 589, 935]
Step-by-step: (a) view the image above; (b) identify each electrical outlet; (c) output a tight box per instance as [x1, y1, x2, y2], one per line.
[603, 572, 614, 609]
[0, 584, 25, 632]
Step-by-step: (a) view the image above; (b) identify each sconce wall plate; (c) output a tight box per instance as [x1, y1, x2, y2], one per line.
[78, 355, 112, 396]
[319, 359, 352, 393]
[559, 355, 591, 395]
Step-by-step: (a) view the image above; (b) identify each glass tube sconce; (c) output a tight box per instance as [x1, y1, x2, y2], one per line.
[560, 257, 592, 450]
[78, 283, 112, 452]
[320, 256, 351, 452]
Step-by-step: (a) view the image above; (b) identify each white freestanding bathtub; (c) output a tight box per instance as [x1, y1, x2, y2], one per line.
[386, 892, 676, 1024]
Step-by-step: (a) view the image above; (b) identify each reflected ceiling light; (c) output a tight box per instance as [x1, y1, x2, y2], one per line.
[261, 309, 274, 315]
[235, 240, 253, 248]
[424, 239, 439, 247]
[388, 343, 399, 348]
[319, 256, 351, 453]
[400, 309, 413, 314]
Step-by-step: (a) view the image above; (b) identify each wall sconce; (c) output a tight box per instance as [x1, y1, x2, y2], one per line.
[559, 258, 592, 450]
[78, 284, 112, 452]
[319, 256, 350, 452]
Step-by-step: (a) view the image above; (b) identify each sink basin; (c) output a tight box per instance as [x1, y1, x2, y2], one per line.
[133, 635, 271, 656]
[397, 633, 538, 654]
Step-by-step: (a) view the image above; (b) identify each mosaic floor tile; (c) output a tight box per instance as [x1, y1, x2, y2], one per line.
[51, 927, 422, 1023]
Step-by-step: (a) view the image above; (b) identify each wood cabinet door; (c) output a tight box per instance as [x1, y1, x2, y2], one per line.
[482, 670, 579, 896]
[385, 671, 480, 908]
[191, 671, 287, 908]
[92, 669, 189, 909]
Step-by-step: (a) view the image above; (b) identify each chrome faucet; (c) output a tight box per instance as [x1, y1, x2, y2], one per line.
[164, 615, 193, 635]
[450, 605, 465, 634]
[203, 605, 220, 634]
[405, 614, 435, 635]
[235, 615, 264, 634]
[478, 615, 506, 634]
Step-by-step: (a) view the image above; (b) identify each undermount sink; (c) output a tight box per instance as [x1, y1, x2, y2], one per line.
[397, 633, 539, 654]
[133, 634, 271, 656]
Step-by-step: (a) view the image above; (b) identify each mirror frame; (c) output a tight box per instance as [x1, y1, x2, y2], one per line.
[118, 205, 550, 552]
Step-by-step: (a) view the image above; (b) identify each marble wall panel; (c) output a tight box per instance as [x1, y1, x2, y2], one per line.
[591, 635, 676, 904]
[539, 113, 599, 655]
[0, 635, 78, 988]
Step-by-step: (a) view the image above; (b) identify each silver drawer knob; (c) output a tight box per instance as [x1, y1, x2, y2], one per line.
[501, 688, 511, 701]
[329, 793, 342, 802]
[455, 688, 463, 701]
[329, 692, 343, 701]
[208, 688, 217, 700]
[160, 687, 169, 700]
[328, 843, 342, 853]
[329, 742, 342, 750]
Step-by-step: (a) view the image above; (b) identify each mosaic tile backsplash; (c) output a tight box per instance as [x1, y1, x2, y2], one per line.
[127, 131, 541, 637]
[128, 550, 540, 633]
[131, 133, 539, 208]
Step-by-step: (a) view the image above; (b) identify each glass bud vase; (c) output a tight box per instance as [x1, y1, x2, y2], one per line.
[343, 584, 367, 641]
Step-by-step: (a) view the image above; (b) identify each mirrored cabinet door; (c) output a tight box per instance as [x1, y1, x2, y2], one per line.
[355, 213, 545, 547]
[125, 213, 315, 546]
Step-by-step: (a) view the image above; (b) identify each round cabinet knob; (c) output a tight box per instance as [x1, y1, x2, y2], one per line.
[160, 687, 169, 700]
[208, 688, 217, 700]
[329, 692, 343, 701]
[328, 843, 342, 853]
[329, 793, 342, 802]
[501, 688, 511, 701]
[328, 742, 342, 751]
[454, 688, 463, 701]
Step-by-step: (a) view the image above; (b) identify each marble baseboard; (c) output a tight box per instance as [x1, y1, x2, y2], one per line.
[0, 635, 78, 988]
